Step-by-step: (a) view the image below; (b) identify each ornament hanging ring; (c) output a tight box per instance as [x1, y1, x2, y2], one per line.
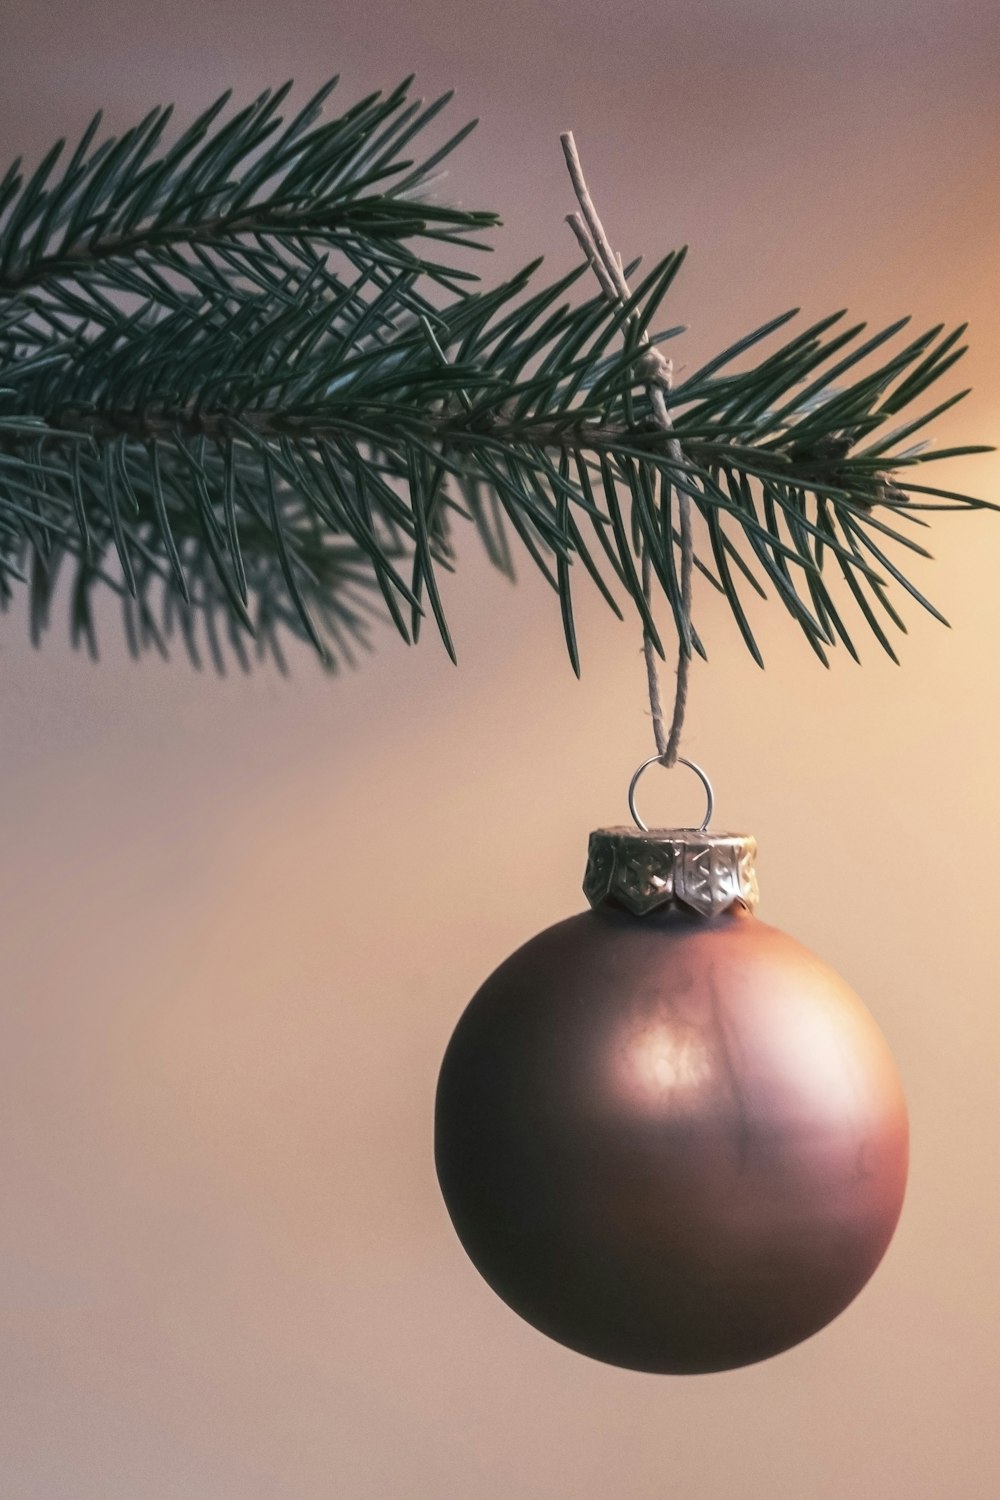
[627, 755, 714, 834]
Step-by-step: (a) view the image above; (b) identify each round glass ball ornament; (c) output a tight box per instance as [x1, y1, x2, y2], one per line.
[435, 801, 908, 1375]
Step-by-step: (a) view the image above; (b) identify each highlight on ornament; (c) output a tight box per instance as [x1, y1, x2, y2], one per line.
[434, 757, 909, 1375]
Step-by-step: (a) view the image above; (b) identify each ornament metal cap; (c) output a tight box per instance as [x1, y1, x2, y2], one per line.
[583, 826, 759, 917]
[584, 755, 758, 917]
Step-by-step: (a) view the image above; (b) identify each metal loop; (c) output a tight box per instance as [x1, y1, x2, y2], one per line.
[627, 755, 715, 834]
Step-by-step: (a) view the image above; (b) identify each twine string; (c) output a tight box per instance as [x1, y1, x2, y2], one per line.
[560, 130, 692, 767]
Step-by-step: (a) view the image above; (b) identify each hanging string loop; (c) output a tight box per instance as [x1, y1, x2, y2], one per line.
[560, 131, 693, 768]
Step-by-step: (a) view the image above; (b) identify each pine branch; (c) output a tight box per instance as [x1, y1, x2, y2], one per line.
[0, 77, 495, 303]
[0, 77, 993, 671]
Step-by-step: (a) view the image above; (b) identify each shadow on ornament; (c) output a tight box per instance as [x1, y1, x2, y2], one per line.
[434, 762, 908, 1375]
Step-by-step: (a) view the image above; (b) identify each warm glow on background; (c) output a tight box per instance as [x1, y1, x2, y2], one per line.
[1, 1, 999, 1495]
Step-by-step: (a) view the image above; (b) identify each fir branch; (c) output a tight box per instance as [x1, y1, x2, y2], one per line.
[0, 77, 495, 303]
[0, 76, 993, 671]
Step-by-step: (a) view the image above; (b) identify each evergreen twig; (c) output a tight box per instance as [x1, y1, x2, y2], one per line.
[0, 76, 992, 671]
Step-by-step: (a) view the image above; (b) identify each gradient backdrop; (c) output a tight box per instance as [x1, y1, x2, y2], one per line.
[1, 2, 999, 1496]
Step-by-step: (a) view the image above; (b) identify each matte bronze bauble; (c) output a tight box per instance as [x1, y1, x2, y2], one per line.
[435, 824, 908, 1374]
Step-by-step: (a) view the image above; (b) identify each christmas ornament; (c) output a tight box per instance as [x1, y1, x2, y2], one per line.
[435, 758, 909, 1374]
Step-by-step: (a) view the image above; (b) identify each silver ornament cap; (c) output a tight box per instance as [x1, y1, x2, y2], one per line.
[583, 827, 759, 918]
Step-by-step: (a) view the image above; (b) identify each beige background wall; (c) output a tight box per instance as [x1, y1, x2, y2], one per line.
[1, 2, 999, 1495]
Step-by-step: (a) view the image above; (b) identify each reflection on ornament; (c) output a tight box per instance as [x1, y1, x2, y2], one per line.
[624, 1023, 711, 1102]
[435, 816, 908, 1376]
